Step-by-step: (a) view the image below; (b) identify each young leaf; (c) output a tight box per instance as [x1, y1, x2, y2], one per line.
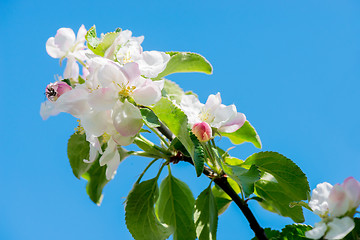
[140, 108, 161, 128]
[220, 121, 262, 149]
[194, 185, 218, 240]
[221, 164, 260, 197]
[157, 52, 213, 78]
[67, 133, 93, 179]
[152, 98, 196, 163]
[82, 160, 109, 205]
[211, 178, 240, 215]
[190, 133, 205, 177]
[251, 228, 281, 240]
[161, 79, 185, 104]
[125, 178, 171, 240]
[156, 172, 196, 240]
[244, 151, 310, 222]
[85, 26, 120, 57]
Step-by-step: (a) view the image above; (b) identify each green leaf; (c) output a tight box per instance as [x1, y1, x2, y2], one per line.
[133, 137, 163, 157]
[156, 172, 196, 240]
[194, 185, 218, 240]
[67, 133, 93, 179]
[211, 178, 240, 215]
[125, 178, 171, 240]
[157, 52, 213, 78]
[152, 98, 195, 160]
[221, 164, 260, 197]
[140, 108, 161, 128]
[170, 137, 190, 157]
[190, 133, 205, 177]
[344, 218, 360, 240]
[85, 26, 120, 57]
[279, 224, 313, 240]
[220, 121, 262, 149]
[83, 160, 109, 205]
[251, 228, 281, 240]
[245, 152, 310, 222]
[161, 79, 185, 104]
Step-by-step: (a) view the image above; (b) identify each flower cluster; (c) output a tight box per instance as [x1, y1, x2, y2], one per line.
[305, 177, 360, 239]
[41, 25, 170, 180]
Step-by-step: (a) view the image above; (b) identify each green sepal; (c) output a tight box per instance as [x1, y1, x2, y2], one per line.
[85, 25, 120, 57]
[157, 52, 213, 79]
[156, 171, 196, 240]
[194, 184, 218, 240]
[220, 121, 262, 149]
[125, 177, 171, 240]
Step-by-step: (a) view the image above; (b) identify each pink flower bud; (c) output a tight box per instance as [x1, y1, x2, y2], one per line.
[192, 122, 212, 142]
[45, 81, 72, 101]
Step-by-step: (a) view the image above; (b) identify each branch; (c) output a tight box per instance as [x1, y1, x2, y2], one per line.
[156, 125, 268, 240]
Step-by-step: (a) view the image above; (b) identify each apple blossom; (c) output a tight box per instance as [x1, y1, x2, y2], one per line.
[45, 81, 72, 102]
[46, 25, 87, 80]
[180, 92, 246, 133]
[306, 177, 360, 239]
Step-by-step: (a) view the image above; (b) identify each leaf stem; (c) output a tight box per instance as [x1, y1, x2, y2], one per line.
[145, 122, 170, 148]
[136, 158, 159, 184]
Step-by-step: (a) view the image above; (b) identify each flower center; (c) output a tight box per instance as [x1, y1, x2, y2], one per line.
[118, 83, 136, 97]
[46, 85, 58, 101]
[199, 109, 215, 123]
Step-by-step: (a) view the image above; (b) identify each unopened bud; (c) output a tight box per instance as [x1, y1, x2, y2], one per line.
[192, 122, 212, 142]
[45, 81, 72, 101]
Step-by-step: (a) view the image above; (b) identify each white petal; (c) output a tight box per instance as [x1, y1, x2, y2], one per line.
[343, 177, 360, 209]
[205, 93, 222, 112]
[88, 88, 117, 111]
[180, 95, 203, 125]
[309, 182, 333, 216]
[63, 57, 79, 79]
[54, 28, 76, 53]
[98, 61, 126, 87]
[46, 37, 65, 58]
[55, 87, 90, 117]
[305, 222, 327, 239]
[81, 111, 112, 137]
[99, 138, 117, 166]
[112, 100, 143, 137]
[40, 101, 60, 120]
[112, 133, 134, 146]
[212, 104, 237, 128]
[105, 151, 121, 180]
[133, 78, 162, 106]
[325, 217, 355, 239]
[121, 62, 141, 82]
[83, 135, 101, 163]
[76, 24, 87, 44]
[137, 51, 170, 78]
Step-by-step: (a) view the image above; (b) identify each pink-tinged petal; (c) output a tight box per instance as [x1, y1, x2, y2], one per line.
[54, 28, 76, 53]
[88, 88, 117, 111]
[121, 62, 141, 82]
[212, 104, 237, 129]
[56, 87, 90, 117]
[112, 133, 135, 146]
[112, 100, 143, 137]
[97, 61, 126, 87]
[218, 112, 246, 133]
[305, 222, 327, 239]
[55, 82, 72, 96]
[205, 92, 222, 112]
[325, 217, 355, 239]
[46, 37, 65, 58]
[309, 182, 333, 216]
[133, 79, 162, 106]
[137, 51, 170, 78]
[63, 57, 79, 79]
[45, 81, 72, 101]
[192, 122, 212, 142]
[328, 184, 351, 217]
[76, 24, 87, 43]
[342, 177, 360, 209]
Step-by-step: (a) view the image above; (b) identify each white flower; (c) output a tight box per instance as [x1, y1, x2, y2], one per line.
[325, 217, 355, 239]
[305, 222, 327, 240]
[180, 93, 246, 133]
[308, 182, 333, 216]
[46, 25, 87, 79]
[99, 138, 121, 180]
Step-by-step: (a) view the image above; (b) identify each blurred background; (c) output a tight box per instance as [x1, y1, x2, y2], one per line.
[1, 0, 360, 239]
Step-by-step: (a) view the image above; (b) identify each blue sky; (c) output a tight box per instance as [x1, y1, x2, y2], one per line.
[1, 0, 360, 239]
